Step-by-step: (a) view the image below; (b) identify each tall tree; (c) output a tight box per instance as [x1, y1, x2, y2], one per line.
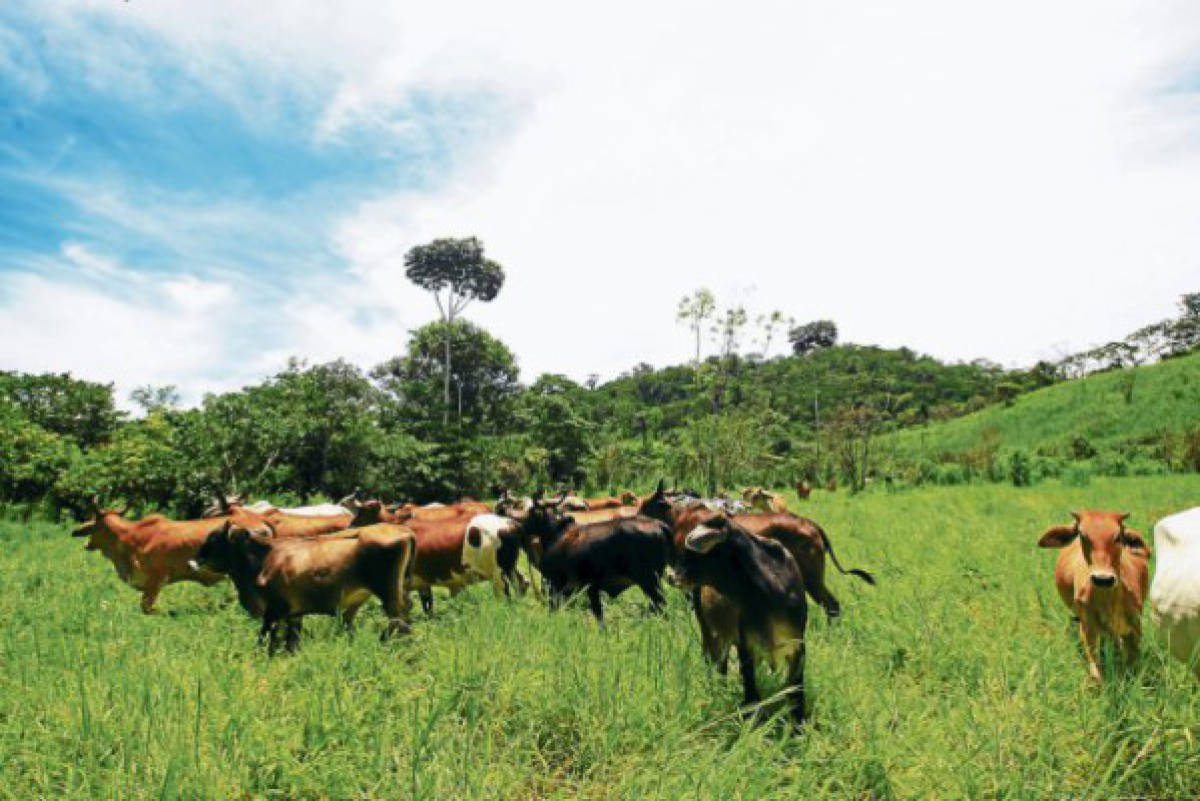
[676, 288, 716, 365]
[404, 237, 505, 424]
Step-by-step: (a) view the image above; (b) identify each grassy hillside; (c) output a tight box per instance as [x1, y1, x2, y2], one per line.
[5, 477, 1200, 798]
[886, 352, 1200, 466]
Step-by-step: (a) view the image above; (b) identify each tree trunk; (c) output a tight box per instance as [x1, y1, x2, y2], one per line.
[443, 298, 453, 426]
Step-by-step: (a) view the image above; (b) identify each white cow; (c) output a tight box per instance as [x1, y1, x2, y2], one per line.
[461, 514, 536, 599]
[1150, 506, 1200, 675]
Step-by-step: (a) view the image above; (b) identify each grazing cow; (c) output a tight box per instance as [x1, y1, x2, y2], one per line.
[227, 506, 352, 538]
[669, 514, 808, 727]
[71, 499, 227, 613]
[1150, 507, 1200, 675]
[191, 521, 414, 653]
[203, 493, 357, 519]
[639, 482, 874, 621]
[461, 513, 533, 598]
[402, 515, 486, 614]
[748, 489, 788, 514]
[795, 481, 812, 500]
[585, 496, 625, 510]
[494, 490, 534, 516]
[517, 499, 672, 623]
[1038, 510, 1150, 683]
[395, 501, 491, 523]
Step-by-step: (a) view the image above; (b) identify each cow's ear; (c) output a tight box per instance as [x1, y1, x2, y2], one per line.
[1038, 524, 1078, 548]
[654, 478, 665, 496]
[1119, 527, 1150, 555]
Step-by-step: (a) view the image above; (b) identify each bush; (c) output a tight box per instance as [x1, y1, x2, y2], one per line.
[1070, 436, 1097, 460]
[1008, 449, 1033, 487]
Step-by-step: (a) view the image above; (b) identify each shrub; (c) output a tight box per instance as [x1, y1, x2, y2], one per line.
[1095, 451, 1130, 477]
[1070, 435, 1097, 460]
[1008, 449, 1032, 487]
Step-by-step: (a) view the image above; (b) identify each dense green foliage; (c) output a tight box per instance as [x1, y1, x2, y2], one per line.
[6, 478, 1200, 798]
[1, 290, 1197, 514]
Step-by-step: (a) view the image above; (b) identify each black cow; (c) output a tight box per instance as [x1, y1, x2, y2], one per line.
[669, 514, 808, 728]
[518, 498, 673, 623]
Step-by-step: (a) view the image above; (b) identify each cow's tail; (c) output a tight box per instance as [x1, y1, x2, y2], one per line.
[818, 527, 875, 585]
[397, 535, 416, 600]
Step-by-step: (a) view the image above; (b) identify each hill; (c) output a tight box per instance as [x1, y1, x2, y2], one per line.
[883, 351, 1200, 481]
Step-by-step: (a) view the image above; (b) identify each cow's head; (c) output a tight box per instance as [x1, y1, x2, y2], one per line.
[638, 480, 674, 527]
[518, 491, 573, 566]
[669, 513, 757, 595]
[349, 499, 386, 527]
[70, 496, 128, 552]
[223, 506, 277, 538]
[191, 520, 272, 574]
[1038, 510, 1149, 591]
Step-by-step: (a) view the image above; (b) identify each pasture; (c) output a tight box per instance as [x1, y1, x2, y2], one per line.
[4, 476, 1200, 799]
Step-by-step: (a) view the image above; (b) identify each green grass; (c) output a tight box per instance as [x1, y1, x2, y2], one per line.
[4, 476, 1200, 798]
[885, 351, 1200, 460]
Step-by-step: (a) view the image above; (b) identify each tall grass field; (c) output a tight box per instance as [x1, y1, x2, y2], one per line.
[3, 476, 1199, 798]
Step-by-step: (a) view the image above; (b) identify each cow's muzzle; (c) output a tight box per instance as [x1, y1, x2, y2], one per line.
[1090, 573, 1117, 589]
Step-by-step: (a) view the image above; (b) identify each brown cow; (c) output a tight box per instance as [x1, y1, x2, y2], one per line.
[193, 521, 415, 653]
[403, 514, 483, 614]
[747, 488, 789, 514]
[1038, 510, 1150, 683]
[394, 501, 491, 523]
[795, 480, 812, 500]
[230, 507, 353, 538]
[72, 499, 227, 613]
[640, 483, 874, 621]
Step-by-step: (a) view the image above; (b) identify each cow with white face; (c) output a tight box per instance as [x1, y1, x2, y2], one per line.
[1150, 507, 1200, 676]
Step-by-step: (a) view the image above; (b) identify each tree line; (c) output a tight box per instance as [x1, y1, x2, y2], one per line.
[1, 233, 1196, 517]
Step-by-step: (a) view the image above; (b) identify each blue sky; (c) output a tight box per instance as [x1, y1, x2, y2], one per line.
[1, 1, 1198, 407]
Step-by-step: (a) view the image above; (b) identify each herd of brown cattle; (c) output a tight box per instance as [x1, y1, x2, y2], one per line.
[69, 481, 1156, 727]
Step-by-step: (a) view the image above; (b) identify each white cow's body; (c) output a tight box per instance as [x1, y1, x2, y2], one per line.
[241, 500, 352, 518]
[461, 513, 534, 598]
[1150, 506, 1200, 675]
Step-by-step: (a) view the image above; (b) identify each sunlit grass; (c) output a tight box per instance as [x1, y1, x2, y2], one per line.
[2, 476, 1199, 798]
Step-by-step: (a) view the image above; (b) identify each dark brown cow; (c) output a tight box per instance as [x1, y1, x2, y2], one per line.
[669, 515, 808, 727]
[1038, 510, 1150, 683]
[795, 480, 812, 500]
[72, 499, 227, 613]
[192, 521, 415, 653]
[639, 482, 874, 620]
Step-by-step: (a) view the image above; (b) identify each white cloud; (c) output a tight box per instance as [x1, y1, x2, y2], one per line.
[8, 0, 1200, 400]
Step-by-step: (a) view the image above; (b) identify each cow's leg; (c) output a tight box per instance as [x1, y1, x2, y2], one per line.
[547, 582, 564, 612]
[638, 575, 667, 614]
[1120, 630, 1141, 669]
[340, 604, 361, 635]
[736, 626, 761, 708]
[378, 580, 411, 641]
[587, 585, 605, 625]
[1079, 619, 1103, 684]
[785, 641, 807, 728]
[694, 588, 730, 674]
[492, 572, 506, 600]
[140, 575, 165, 615]
[284, 617, 302, 653]
[419, 588, 434, 616]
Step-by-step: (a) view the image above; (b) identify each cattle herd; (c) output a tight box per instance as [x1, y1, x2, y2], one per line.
[69, 483, 1200, 729]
